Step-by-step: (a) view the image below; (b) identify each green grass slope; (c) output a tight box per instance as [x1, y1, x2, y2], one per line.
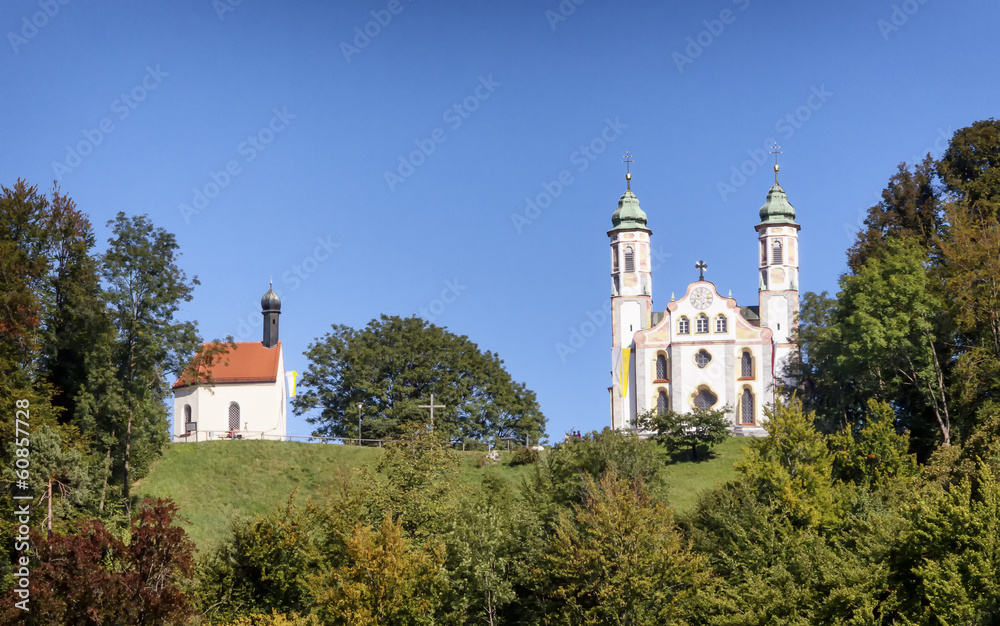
[135, 437, 751, 553]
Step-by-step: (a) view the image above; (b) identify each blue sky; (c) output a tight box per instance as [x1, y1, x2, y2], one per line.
[4, 0, 997, 442]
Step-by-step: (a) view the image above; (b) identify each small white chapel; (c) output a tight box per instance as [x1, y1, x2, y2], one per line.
[609, 153, 801, 435]
[172, 285, 289, 441]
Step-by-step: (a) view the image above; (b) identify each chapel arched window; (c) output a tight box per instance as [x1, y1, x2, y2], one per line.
[657, 390, 669, 414]
[624, 246, 635, 272]
[655, 354, 668, 380]
[773, 240, 783, 265]
[741, 351, 753, 378]
[741, 388, 754, 424]
[228, 402, 241, 432]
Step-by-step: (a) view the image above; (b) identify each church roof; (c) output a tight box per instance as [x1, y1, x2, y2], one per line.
[609, 183, 650, 233]
[172, 341, 282, 389]
[758, 183, 798, 226]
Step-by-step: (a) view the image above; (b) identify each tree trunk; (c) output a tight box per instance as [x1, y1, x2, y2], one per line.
[925, 329, 952, 446]
[123, 403, 133, 509]
[47, 478, 53, 541]
[99, 429, 115, 513]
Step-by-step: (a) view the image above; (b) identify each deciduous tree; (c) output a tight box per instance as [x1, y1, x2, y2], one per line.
[294, 315, 545, 444]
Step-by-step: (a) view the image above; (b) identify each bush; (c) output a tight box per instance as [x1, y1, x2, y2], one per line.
[511, 447, 540, 466]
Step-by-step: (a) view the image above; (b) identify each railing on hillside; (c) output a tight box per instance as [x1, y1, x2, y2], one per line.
[174, 430, 497, 450]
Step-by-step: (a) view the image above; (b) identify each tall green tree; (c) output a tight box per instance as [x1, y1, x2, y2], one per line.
[294, 315, 545, 444]
[938, 119, 1000, 222]
[840, 238, 953, 447]
[540, 470, 719, 625]
[101, 212, 199, 507]
[445, 476, 542, 626]
[737, 398, 838, 529]
[308, 513, 448, 626]
[846, 156, 943, 275]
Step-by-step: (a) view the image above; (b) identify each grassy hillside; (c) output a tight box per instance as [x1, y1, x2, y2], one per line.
[135, 437, 751, 553]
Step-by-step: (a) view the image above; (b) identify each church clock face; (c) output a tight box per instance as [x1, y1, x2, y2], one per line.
[690, 287, 713, 310]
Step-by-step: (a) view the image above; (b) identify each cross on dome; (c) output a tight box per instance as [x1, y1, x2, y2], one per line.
[622, 151, 634, 190]
[770, 142, 782, 184]
[695, 260, 708, 281]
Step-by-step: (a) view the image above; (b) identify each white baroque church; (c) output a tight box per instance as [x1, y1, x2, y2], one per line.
[609, 163, 800, 435]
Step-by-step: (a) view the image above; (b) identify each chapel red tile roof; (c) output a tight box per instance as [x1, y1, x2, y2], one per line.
[172, 341, 281, 389]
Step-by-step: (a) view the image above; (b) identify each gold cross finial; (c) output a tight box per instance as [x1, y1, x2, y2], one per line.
[770, 142, 782, 184]
[622, 151, 634, 190]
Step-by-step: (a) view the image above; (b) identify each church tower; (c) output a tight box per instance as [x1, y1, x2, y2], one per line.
[756, 151, 800, 384]
[262, 283, 281, 349]
[608, 158, 652, 430]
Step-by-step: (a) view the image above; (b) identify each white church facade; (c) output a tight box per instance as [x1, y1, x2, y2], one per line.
[609, 161, 800, 435]
[172, 285, 289, 441]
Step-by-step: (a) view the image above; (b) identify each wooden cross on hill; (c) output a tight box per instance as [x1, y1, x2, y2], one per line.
[418, 394, 445, 431]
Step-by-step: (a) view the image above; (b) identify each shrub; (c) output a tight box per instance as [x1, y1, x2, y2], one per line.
[511, 446, 540, 466]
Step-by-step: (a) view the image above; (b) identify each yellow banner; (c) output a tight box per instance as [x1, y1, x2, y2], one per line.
[619, 349, 630, 398]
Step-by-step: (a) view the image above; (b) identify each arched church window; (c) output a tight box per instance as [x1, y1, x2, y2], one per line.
[741, 351, 753, 378]
[694, 388, 718, 409]
[655, 354, 668, 380]
[715, 315, 727, 333]
[696, 314, 709, 334]
[657, 390, 669, 414]
[695, 349, 712, 368]
[678, 316, 690, 334]
[760, 240, 767, 265]
[228, 402, 241, 432]
[624, 246, 635, 272]
[612, 247, 619, 272]
[741, 388, 754, 424]
[184, 404, 192, 423]
[773, 240, 783, 265]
